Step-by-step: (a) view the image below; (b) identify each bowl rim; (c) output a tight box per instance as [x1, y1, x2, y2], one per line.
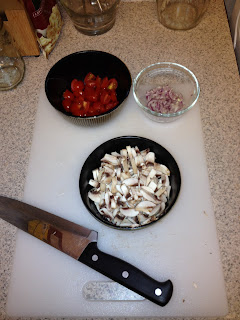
[133, 62, 200, 118]
[45, 50, 132, 120]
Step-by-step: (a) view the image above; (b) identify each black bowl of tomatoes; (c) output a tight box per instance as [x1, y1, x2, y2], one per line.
[45, 51, 132, 124]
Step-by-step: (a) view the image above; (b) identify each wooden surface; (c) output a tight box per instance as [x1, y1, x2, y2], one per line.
[1, 0, 40, 56]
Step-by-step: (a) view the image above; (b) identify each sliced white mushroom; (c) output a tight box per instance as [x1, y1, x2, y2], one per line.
[121, 157, 129, 173]
[115, 184, 123, 194]
[120, 148, 128, 157]
[148, 203, 161, 216]
[112, 208, 120, 217]
[123, 177, 138, 187]
[105, 192, 111, 210]
[160, 193, 167, 203]
[99, 208, 114, 220]
[154, 163, 170, 176]
[111, 176, 117, 193]
[120, 208, 139, 217]
[135, 154, 144, 167]
[155, 186, 166, 198]
[101, 175, 112, 185]
[139, 174, 147, 185]
[146, 168, 156, 185]
[140, 148, 150, 157]
[92, 169, 99, 181]
[121, 184, 130, 198]
[140, 189, 161, 204]
[148, 180, 157, 192]
[104, 166, 114, 176]
[135, 201, 156, 211]
[88, 189, 102, 203]
[162, 174, 170, 187]
[111, 151, 121, 157]
[114, 213, 125, 226]
[141, 185, 155, 194]
[141, 168, 151, 177]
[126, 146, 138, 174]
[101, 154, 119, 166]
[89, 179, 100, 188]
[145, 152, 155, 165]
[121, 172, 131, 180]
[111, 197, 117, 209]
[136, 213, 149, 224]
[97, 169, 104, 182]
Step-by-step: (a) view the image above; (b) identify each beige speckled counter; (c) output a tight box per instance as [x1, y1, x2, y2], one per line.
[0, 0, 239, 319]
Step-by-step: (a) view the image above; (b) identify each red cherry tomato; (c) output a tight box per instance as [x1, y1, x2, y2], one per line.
[107, 78, 118, 90]
[85, 80, 97, 88]
[82, 100, 90, 111]
[95, 75, 102, 88]
[70, 102, 82, 116]
[100, 90, 111, 105]
[73, 89, 84, 98]
[105, 101, 118, 111]
[84, 72, 96, 84]
[74, 94, 84, 103]
[85, 86, 99, 102]
[101, 77, 109, 89]
[63, 89, 74, 101]
[71, 79, 84, 92]
[92, 101, 105, 114]
[86, 106, 95, 116]
[110, 90, 117, 102]
[62, 98, 72, 112]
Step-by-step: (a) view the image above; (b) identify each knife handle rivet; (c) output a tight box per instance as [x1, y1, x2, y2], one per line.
[122, 271, 129, 279]
[92, 254, 99, 262]
[155, 288, 162, 296]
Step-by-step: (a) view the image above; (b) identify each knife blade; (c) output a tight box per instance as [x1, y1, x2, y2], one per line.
[0, 195, 173, 307]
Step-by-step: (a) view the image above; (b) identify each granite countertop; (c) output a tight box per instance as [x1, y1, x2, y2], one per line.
[0, 0, 239, 319]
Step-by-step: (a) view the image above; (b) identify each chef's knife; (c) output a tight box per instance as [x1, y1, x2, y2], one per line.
[0, 195, 173, 307]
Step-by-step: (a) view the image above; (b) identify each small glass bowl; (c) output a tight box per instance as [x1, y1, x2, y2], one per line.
[133, 62, 200, 123]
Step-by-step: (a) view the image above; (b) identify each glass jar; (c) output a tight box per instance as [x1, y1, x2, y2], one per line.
[156, 0, 210, 30]
[0, 18, 25, 91]
[60, 0, 120, 36]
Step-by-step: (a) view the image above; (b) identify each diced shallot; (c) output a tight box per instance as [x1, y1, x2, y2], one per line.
[146, 85, 185, 114]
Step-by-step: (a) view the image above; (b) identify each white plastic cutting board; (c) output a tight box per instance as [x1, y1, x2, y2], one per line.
[6, 87, 228, 318]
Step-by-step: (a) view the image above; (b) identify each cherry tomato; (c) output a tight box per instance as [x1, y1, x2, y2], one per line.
[92, 101, 105, 114]
[62, 98, 72, 112]
[95, 75, 102, 88]
[110, 90, 117, 102]
[101, 77, 109, 89]
[73, 89, 84, 98]
[100, 90, 111, 105]
[63, 89, 74, 101]
[82, 100, 90, 111]
[105, 101, 118, 111]
[85, 86, 99, 102]
[85, 80, 97, 88]
[107, 78, 118, 90]
[70, 102, 82, 116]
[84, 72, 96, 84]
[86, 106, 96, 116]
[71, 79, 84, 92]
[74, 94, 84, 102]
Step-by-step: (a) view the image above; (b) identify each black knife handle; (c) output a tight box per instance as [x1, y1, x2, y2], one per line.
[79, 242, 173, 306]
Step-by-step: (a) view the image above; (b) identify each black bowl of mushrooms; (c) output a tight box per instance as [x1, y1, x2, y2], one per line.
[79, 136, 181, 230]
